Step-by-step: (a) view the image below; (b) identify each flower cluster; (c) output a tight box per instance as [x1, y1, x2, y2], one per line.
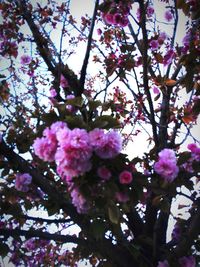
[15, 173, 32, 192]
[154, 149, 179, 182]
[101, 1, 131, 27]
[182, 143, 200, 172]
[33, 122, 122, 212]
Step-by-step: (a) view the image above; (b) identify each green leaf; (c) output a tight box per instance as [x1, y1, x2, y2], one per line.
[108, 204, 120, 224]
[177, 151, 191, 165]
[88, 100, 102, 111]
[66, 96, 84, 107]
[0, 243, 9, 258]
[91, 115, 120, 129]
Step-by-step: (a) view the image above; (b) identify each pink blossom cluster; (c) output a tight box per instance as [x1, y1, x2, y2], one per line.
[15, 173, 32, 192]
[33, 122, 122, 181]
[154, 148, 179, 182]
[101, 1, 130, 27]
[182, 143, 200, 172]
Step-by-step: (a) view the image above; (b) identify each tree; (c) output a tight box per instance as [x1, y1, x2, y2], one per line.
[0, 0, 200, 266]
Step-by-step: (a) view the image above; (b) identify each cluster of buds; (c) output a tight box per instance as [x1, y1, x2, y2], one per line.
[100, 0, 132, 27]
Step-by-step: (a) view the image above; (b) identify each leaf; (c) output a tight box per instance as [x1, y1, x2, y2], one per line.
[177, 152, 191, 165]
[66, 96, 84, 107]
[152, 195, 163, 206]
[165, 79, 177, 86]
[88, 100, 102, 111]
[91, 115, 120, 129]
[108, 204, 120, 224]
[154, 53, 163, 63]
[0, 243, 9, 258]
[181, 115, 195, 124]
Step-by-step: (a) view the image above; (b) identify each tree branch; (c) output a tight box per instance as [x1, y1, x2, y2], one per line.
[79, 0, 99, 92]
[0, 228, 85, 245]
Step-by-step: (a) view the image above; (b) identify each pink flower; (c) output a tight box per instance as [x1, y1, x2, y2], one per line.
[179, 256, 196, 267]
[154, 149, 179, 182]
[33, 136, 57, 162]
[103, 13, 116, 25]
[60, 74, 69, 88]
[49, 88, 57, 98]
[15, 173, 32, 192]
[119, 170, 133, 184]
[89, 128, 106, 148]
[33, 122, 67, 162]
[94, 130, 122, 159]
[157, 260, 169, 267]
[118, 16, 129, 27]
[150, 39, 159, 51]
[20, 55, 32, 65]
[70, 187, 90, 213]
[164, 10, 173, 22]
[153, 86, 160, 94]
[163, 49, 175, 66]
[97, 166, 111, 180]
[55, 128, 92, 179]
[147, 6, 155, 17]
[115, 192, 129, 202]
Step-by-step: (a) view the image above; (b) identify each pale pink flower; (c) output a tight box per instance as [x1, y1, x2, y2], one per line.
[154, 149, 179, 182]
[15, 173, 32, 192]
[97, 166, 111, 180]
[115, 192, 129, 202]
[66, 94, 76, 112]
[164, 10, 173, 22]
[157, 260, 169, 267]
[89, 128, 106, 148]
[179, 256, 196, 267]
[33, 137, 57, 162]
[20, 55, 32, 65]
[70, 187, 90, 213]
[119, 170, 133, 184]
[94, 130, 122, 159]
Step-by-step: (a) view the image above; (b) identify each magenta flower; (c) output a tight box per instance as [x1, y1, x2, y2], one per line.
[179, 256, 196, 267]
[163, 49, 175, 66]
[119, 170, 133, 184]
[164, 10, 173, 22]
[147, 6, 155, 17]
[103, 13, 116, 25]
[154, 148, 179, 182]
[49, 88, 57, 98]
[55, 128, 92, 179]
[157, 260, 169, 267]
[33, 135, 57, 162]
[97, 166, 111, 180]
[20, 54, 32, 65]
[15, 173, 32, 192]
[150, 39, 159, 51]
